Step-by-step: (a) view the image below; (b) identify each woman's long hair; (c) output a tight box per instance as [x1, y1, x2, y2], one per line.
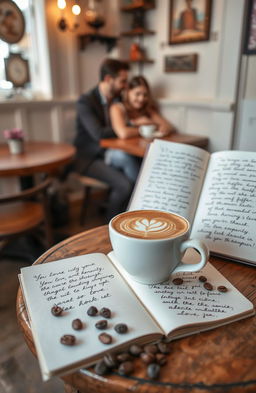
[123, 76, 158, 119]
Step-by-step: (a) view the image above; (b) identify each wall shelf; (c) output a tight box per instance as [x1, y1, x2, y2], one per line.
[79, 33, 118, 52]
[124, 58, 154, 64]
[121, 28, 155, 36]
[121, 2, 155, 12]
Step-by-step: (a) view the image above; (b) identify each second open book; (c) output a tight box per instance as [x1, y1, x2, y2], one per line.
[129, 140, 256, 266]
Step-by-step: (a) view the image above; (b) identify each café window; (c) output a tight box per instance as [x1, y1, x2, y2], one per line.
[0, 0, 51, 99]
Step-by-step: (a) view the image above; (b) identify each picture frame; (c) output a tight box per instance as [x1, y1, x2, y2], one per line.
[4, 53, 30, 88]
[169, 0, 212, 45]
[0, 0, 25, 44]
[244, 0, 256, 55]
[165, 53, 198, 72]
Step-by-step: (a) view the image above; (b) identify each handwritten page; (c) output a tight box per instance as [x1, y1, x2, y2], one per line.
[191, 151, 256, 264]
[20, 254, 161, 380]
[129, 140, 209, 222]
[108, 250, 253, 338]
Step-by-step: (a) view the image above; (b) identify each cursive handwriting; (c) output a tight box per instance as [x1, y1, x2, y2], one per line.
[193, 156, 256, 249]
[33, 261, 115, 310]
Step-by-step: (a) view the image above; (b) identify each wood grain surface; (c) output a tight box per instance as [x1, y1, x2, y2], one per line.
[0, 141, 75, 176]
[100, 133, 209, 157]
[16, 226, 256, 393]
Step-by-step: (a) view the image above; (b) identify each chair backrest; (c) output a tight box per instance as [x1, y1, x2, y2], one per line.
[0, 178, 53, 248]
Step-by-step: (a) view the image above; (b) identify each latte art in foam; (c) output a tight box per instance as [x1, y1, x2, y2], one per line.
[126, 218, 175, 237]
[111, 210, 188, 239]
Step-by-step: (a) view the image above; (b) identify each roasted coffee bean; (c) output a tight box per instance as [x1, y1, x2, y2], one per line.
[147, 363, 160, 379]
[103, 353, 118, 369]
[87, 306, 98, 316]
[118, 361, 134, 376]
[99, 307, 111, 319]
[60, 334, 76, 346]
[204, 282, 213, 291]
[199, 275, 207, 282]
[117, 352, 132, 362]
[114, 323, 128, 334]
[51, 305, 63, 316]
[157, 342, 171, 354]
[129, 344, 143, 357]
[144, 344, 158, 354]
[140, 352, 155, 364]
[94, 360, 109, 376]
[98, 332, 112, 344]
[156, 353, 167, 366]
[72, 318, 83, 330]
[217, 285, 228, 293]
[172, 277, 183, 285]
[95, 320, 108, 330]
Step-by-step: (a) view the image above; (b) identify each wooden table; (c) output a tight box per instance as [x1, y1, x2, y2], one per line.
[16, 226, 256, 393]
[100, 133, 209, 157]
[0, 141, 75, 176]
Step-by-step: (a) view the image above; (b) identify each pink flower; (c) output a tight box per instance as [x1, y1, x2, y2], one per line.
[3, 128, 24, 140]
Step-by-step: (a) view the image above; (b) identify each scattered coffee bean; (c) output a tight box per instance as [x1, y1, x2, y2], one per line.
[103, 353, 118, 369]
[118, 361, 134, 376]
[114, 323, 128, 334]
[147, 363, 160, 380]
[156, 353, 167, 366]
[87, 306, 98, 316]
[94, 360, 109, 376]
[117, 352, 132, 362]
[172, 277, 183, 285]
[99, 307, 111, 319]
[140, 352, 155, 364]
[129, 344, 143, 357]
[60, 334, 76, 346]
[144, 344, 158, 354]
[98, 332, 112, 345]
[157, 342, 171, 354]
[204, 282, 213, 291]
[199, 275, 207, 282]
[217, 285, 228, 293]
[72, 318, 83, 330]
[95, 320, 108, 330]
[51, 305, 63, 316]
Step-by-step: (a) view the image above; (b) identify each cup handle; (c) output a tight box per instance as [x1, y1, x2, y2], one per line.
[172, 239, 209, 274]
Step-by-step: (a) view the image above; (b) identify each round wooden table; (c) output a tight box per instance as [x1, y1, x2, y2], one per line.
[0, 141, 75, 176]
[16, 226, 256, 393]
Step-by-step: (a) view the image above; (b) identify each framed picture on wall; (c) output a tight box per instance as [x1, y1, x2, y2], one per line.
[165, 53, 198, 72]
[0, 0, 25, 44]
[244, 0, 256, 55]
[169, 0, 212, 45]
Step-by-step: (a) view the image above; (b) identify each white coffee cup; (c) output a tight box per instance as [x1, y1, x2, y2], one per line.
[109, 210, 209, 285]
[139, 124, 157, 138]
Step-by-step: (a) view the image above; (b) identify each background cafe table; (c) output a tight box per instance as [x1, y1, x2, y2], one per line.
[100, 133, 209, 158]
[16, 226, 256, 393]
[0, 141, 75, 177]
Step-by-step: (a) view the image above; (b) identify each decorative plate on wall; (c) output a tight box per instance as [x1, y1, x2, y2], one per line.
[4, 53, 30, 87]
[0, 0, 25, 44]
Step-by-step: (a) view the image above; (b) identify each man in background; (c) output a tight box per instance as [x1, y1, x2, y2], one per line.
[74, 58, 135, 222]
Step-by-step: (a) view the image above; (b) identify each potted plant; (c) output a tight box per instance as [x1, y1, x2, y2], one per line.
[3, 128, 25, 154]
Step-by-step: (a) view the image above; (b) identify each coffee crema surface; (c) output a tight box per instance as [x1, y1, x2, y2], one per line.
[111, 210, 188, 239]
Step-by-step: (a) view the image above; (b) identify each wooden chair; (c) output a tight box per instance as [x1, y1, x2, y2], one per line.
[73, 174, 109, 225]
[0, 178, 53, 252]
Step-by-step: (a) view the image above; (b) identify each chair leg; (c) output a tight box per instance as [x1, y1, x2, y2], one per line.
[80, 186, 92, 226]
[42, 192, 54, 248]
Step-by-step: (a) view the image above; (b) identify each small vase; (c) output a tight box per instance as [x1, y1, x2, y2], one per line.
[8, 139, 24, 154]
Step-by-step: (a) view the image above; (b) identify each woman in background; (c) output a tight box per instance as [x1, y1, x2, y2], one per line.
[105, 76, 175, 182]
[110, 75, 175, 139]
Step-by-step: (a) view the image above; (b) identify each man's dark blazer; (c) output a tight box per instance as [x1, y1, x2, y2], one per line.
[74, 86, 116, 173]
